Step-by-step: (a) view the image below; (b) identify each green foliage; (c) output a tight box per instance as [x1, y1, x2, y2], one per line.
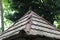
[3, 0, 13, 30]
[7, 0, 56, 24]
[57, 24, 60, 29]
[4, 17, 13, 30]
[54, 10, 60, 29]
[3, 0, 60, 29]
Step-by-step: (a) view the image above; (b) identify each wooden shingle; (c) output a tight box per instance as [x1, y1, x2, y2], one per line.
[0, 10, 60, 40]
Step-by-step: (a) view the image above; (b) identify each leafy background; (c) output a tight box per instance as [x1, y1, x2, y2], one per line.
[0, 0, 60, 33]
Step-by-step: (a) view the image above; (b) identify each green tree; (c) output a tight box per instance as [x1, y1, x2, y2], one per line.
[3, 0, 60, 29]
[2, 0, 13, 30]
[6, 0, 57, 24]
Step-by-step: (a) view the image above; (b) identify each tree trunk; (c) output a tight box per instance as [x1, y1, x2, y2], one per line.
[0, 0, 4, 32]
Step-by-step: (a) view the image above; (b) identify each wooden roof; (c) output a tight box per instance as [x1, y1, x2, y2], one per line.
[0, 10, 60, 40]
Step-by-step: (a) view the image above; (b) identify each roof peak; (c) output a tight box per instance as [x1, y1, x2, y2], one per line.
[29, 6, 32, 10]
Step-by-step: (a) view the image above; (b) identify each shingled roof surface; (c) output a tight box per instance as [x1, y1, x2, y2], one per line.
[0, 10, 60, 40]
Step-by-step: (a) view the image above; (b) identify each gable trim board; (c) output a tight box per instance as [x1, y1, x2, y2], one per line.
[0, 10, 60, 40]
